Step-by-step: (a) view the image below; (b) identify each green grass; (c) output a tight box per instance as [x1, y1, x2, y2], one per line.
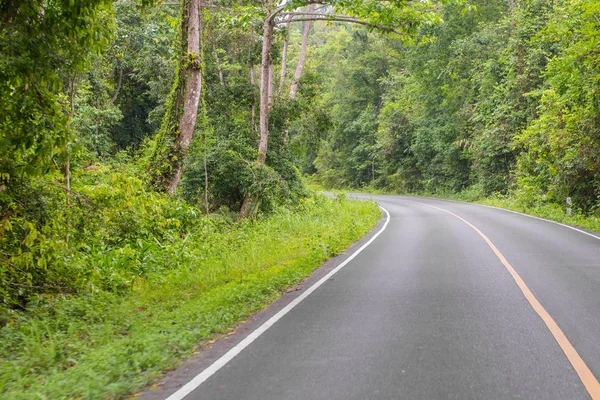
[476, 196, 600, 233]
[306, 178, 600, 235]
[0, 195, 381, 399]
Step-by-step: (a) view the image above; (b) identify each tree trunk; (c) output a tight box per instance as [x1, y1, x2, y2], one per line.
[66, 74, 77, 210]
[289, 4, 314, 99]
[268, 62, 275, 105]
[283, 5, 314, 145]
[203, 132, 209, 216]
[250, 31, 257, 135]
[150, 0, 203, 194]
[112, 36, 131, 104]
[167, 0, 203, 195]
[257, 14, 274, 164]
[64, 73, 78, 243]
[213, 43, 225, 86]
[240, 14, 274, 217]
[279, 20, 290, 93]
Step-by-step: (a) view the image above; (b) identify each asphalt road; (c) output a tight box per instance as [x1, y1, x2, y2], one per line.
[159, 195, 600, 400]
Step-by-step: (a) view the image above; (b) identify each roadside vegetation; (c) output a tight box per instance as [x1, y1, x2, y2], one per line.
[0, 163, 380, 398]
[316, 178, 600, 235]
[477, 197, 600, 233]
[307, 176, 600, 235]
[300, 0, 600, 231]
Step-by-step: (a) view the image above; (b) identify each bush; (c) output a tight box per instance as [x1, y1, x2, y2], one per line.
[0, 189, 380, 399]
[0, 162, 205, 310]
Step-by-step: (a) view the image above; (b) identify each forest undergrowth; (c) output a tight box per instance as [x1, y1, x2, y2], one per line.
[0, 163, 380, 399]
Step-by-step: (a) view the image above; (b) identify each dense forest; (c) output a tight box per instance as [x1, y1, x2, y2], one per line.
[0, 0, 452, 310]
[1, 0, 600, 397]
[304, 0, 600, 211]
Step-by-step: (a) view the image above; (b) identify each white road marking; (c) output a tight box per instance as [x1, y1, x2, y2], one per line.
[475, 203, 600, 241]
[165, 206, 391, 400]
[353, 193, 600, 241]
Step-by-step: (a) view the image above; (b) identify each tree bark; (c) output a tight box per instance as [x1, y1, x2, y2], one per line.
[250, 31, 257, 134]
[257, 14, 274, 164]
[289, 4, 314, 99]
[63, 72, 78, 243]
[203, 131, 209, 216]
[213, 43, 225, 86]
[279, 20, 290, 93]
[166, 0, 203, 195]
[283, 6, 314, 145]
[112, 36, 131, 104]
[268, 62, 275, 105]
[240, 13, 274, 217]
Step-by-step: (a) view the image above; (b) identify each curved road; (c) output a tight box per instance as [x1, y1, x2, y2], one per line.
[153, 195, 600, 400]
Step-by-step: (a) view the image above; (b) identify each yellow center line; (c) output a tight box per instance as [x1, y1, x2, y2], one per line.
[415, 201, 600, 400]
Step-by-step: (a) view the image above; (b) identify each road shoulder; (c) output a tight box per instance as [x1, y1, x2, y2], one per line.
[139, 211, 387, 400]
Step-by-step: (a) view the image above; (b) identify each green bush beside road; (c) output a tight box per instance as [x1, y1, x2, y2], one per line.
[0, 167, 380, 399]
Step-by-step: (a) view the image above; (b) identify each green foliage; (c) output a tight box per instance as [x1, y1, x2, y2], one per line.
[516, 0, 600, 212]
[109, 0, 179, 150]
[303, 0, 600, 216]
[0, 0, 113, 179]
[0, 187, 380, 398]
[309, 27, 399, 188]
[0, 160, 200, 309]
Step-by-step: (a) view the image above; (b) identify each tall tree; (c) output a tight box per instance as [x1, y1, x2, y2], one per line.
[257, 10, 275, 165]
[239, 0, 445, 216]
[150, 0, 204, 194]
[279, 19, 291, 92]
[289, 4, 315, 99]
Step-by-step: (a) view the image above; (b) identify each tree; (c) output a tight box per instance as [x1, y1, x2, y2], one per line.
[515, 0, 600, 210]
[0, 0, 117, 181]
[150, 0, 204, 194]
[289, 4, 316, 99]
[239, 0, 451, 216]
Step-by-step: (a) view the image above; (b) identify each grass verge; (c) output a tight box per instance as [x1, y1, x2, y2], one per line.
[0, 195, 380, 399]
[476, 196, 600, 233]
[306, 179, 600, 235]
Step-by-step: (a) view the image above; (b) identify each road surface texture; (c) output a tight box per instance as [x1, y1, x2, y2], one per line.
[148, 195, 600, 400]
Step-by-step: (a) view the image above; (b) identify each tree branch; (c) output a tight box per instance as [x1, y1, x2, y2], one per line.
[280, 15, 408, 35]
[267, 5, 288, 23]
[268, 0, 331, 23]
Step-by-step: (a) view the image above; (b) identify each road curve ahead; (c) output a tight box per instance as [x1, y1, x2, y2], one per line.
[163, 195, 600, 400]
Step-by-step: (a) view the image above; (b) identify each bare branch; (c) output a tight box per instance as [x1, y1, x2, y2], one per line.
[269, 0, 331, 23]
[280, 15, 408, 35]
[267, 5, 288, 23]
